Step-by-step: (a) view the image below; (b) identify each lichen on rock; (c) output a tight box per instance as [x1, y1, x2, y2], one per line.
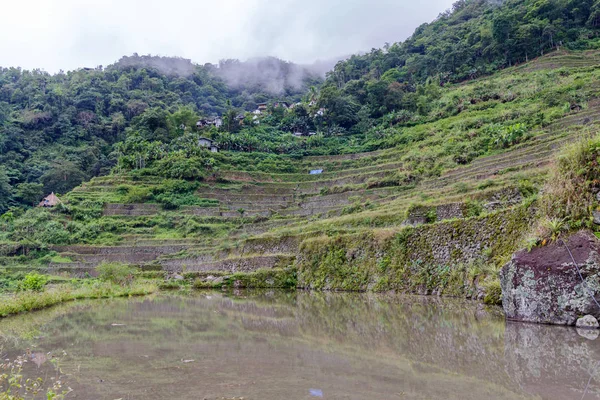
[501, 230, 600, 326]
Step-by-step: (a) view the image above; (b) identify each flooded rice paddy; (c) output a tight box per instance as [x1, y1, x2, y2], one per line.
[1, 291, 599, 399]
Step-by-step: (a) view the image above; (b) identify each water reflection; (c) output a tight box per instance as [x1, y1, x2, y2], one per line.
[0, 291, 599, 399]
[505, 322, 600, 399]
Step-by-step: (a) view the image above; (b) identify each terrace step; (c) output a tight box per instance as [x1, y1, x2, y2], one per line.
[161, 254, 295, 273]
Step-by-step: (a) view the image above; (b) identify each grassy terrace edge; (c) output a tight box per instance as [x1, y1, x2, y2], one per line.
[0, 280, 158, 318]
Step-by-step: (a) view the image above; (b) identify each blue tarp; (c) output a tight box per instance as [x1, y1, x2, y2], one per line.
[309, 169, 323, 175]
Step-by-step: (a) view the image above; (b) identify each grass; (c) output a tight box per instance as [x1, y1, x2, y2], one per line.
[527, 132, 600, 245]
[0, 280, 158, 318]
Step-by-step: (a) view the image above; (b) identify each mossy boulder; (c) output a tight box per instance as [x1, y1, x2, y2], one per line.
[501, 230, 600, 326]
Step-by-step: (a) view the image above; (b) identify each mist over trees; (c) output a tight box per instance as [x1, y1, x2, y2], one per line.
[214, 56, 340, 94]
[113, 54, 332, 95]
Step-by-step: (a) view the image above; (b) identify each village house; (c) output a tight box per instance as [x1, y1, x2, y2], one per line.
[38, 193, 62, 207]
[198, 137, 219, 153]
[236, 114, 246, 125]
[255, 103, 268, 114]
[196, 117, 223, 128]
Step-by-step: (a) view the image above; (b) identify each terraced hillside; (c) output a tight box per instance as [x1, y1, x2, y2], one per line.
[4, 50, 600, 299]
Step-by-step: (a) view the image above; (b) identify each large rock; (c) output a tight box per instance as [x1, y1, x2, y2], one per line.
[501, 230, 600, 325]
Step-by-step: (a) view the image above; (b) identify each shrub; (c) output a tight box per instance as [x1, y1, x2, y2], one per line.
[183, 220, 216, 236]
[463, 200, 483, 218]
[124, 186, 152, 203]
[116, 184, 132, 195]
[517, 179, 538, 198]
[19, 272, 48, 292]
[483, 280, 502, 305]
[454, 182, 469, 193]
[487, 122, 528, 149]
[477, 179, 497, 190]
[69, 200, 104, 221]
[538, 134, 600, 224]
[152, 155, 210, 180]
[96, 262, 137, 286]
[156, 196, 179, 210]
[38, 221, 71, 245]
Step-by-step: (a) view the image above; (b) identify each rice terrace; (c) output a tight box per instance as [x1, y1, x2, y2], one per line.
[3, 0, 600, 398]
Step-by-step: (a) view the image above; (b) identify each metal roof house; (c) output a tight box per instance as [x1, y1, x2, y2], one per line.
[196, 117, 223, 128]
[198, 137, 219, 153]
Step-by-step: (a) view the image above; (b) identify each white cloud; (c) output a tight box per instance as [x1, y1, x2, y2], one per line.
[0, 0, 456, 72]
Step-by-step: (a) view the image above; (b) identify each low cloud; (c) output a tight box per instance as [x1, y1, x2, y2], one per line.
[0, 0, 456, 73]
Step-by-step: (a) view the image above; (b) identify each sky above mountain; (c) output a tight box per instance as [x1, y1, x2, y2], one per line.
[1, 0, 456, 72]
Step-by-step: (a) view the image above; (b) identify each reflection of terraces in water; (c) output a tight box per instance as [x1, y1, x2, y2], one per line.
[1, 292, 600, 399]
[48, 100, 600, 275]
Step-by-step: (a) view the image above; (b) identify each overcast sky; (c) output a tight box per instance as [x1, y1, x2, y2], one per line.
[0, 0, 456, 73]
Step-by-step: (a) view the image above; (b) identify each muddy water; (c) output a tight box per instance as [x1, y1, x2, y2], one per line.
[1, 291, 600, 400]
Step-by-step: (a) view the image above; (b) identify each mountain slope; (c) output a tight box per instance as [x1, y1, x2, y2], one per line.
[0, 56, 323, 211]
[2, 48, 600, 302]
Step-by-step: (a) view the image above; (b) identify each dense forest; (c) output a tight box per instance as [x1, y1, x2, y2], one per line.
[319, 0, 600, 124]
[1, 0, 600, 213]
[0, 56, 324, 212]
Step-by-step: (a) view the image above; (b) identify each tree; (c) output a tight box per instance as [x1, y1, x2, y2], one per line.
[318, 86, 360, 129]
[169, 105, 199, 136]
[0, 170, 13, 213]
[40, 160, 86, 194]
[15, 182, 44, 206]
[588, 1, 600, 27]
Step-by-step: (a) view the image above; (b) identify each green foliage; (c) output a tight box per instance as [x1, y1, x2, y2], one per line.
[0, 56, 319, 209]
[517, 179, 538, 198]
[489, 123, 529, 149]
[194, 268, 298, 289]
[483, 280, 502, 305]
[540, 217, 567, 241]
[0, 280, 157, 318]
[537, 134, 600, 231]
[124, 186, 152, 203]
[149, 180, 211, 209]
[14, 183, 44, 206]
[8, 208, 70, 245]
[19, 272, 48, 292]
[96, 262, 138, 286]
[464, 200, 483, 218]
[477, 180, 497, 191]
[182, 220, 217, 236]
[322, 0, 600, 131]
[0, 171, 13, 214]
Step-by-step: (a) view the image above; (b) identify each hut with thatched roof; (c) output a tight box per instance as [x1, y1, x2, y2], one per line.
[38, 193, 62, 207]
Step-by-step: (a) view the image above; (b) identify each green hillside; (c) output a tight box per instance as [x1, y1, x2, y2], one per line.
[2, 48, 600, 299]
[3, 0, 600, 310]
[0, 56, 324, 211]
